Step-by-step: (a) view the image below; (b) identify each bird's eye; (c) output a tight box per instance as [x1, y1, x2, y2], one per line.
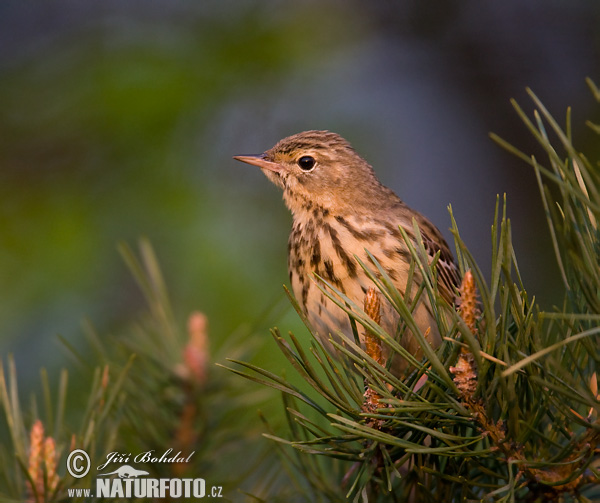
[297, 155, 316, 171]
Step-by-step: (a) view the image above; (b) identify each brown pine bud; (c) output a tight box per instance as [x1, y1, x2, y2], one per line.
[43, 437, 59, 494]
[27, 420, 44, 503]
[458, 270, 480, 334]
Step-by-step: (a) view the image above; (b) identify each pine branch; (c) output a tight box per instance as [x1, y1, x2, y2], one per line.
[229, 80, 600, 502]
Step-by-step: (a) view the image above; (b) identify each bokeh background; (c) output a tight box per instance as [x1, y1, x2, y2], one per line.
[1, 0, 599, 457]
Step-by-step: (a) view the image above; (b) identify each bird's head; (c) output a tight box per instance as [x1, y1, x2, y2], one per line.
[234, 130, 385, 216]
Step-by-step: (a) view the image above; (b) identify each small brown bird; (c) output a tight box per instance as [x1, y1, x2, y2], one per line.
[234, 130, 458, 373]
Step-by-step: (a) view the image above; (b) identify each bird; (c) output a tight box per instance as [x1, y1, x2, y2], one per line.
[234, 130, 459, 374]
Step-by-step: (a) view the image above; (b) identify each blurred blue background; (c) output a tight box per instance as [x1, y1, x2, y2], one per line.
[1, 1, 599, 391]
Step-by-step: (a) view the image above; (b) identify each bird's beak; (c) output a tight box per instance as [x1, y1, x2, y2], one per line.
[233, 154, 283, 174]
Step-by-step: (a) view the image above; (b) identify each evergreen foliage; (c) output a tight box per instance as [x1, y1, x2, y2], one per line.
[0, 240, 278, 502]
[0, 83, 598, 502]
[228, 82, 600, 502]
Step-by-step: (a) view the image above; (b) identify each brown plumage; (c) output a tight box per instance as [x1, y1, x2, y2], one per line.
[235, 130, 459, 374]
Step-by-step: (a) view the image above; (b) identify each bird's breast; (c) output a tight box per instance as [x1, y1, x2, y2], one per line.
[287, 211, 442, 357]
[287, 213, 406, 326]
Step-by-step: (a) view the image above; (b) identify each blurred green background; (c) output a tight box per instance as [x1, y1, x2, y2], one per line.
[1, 0, 599, 429]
